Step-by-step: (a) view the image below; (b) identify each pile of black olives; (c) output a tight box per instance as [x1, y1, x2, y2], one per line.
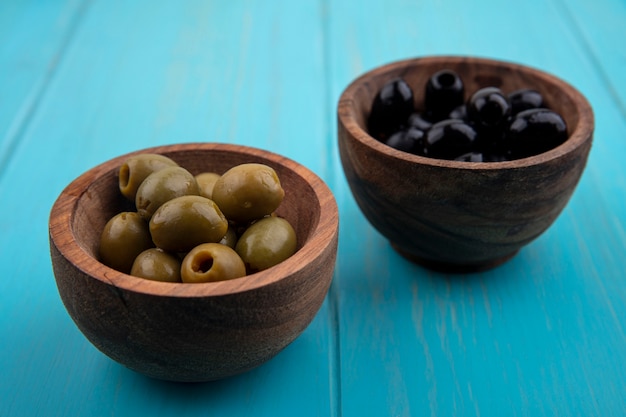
[367, 69, 568, 161]
[98, 153, 297, 283]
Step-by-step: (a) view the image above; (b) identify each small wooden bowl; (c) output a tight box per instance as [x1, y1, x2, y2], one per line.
[49, 143, 338, 382]
[338, 56, 593, 272]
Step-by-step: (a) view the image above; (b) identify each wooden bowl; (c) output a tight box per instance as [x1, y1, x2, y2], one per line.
[338, 56, 593, 272]
[49, 143, 339, 382]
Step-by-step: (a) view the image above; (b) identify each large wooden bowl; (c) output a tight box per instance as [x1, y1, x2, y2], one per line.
[49, 143, 339, 382]
[338, 56, 593, 272]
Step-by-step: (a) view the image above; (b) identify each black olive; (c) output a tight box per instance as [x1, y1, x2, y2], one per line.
[384, 127, 426, 155]
[467, 87, 511, 133]
[508, 89, 544, 115]
[425, 119, 478, 160]
[505, 108, 568, 159]
[406, 112, 433, 131]
[368, 78, 415, 140]
[425, 69, 465, 121]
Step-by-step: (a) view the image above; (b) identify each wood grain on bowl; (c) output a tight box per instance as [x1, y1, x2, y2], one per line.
[49, 143, 339, 382]
[338, 56, 593, 272]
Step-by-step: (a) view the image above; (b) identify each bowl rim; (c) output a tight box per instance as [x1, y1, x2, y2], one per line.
[49, 142, 339, 298]
[337, 55, 594, 170]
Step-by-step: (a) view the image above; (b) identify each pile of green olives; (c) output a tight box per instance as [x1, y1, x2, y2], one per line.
[99, 153, 297, 283]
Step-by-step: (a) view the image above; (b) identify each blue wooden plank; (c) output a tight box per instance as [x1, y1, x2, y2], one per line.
[554, 0, 626, 118]
[2, 0, 332, 184]
[0, 1, 336, 416]
[0, 0, 86, 173]
[326, 0, 626, 415]
[1, 0, 625, 416]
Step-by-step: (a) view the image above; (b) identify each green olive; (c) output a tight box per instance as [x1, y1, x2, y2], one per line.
[118, 154, 178, 201]
[99, 212, 154, 273]
[135, 166, 199, 220]
[181, 243, 246, 283]
[212, 163, 285, 223]
[130, 248, 182, 282]
[235, 216, 297, 273]
[195, 172, 221, 199]
[218, 225, 238, 248]
[149, 195, 228, 252]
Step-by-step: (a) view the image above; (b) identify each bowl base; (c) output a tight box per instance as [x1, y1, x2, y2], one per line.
[391, 243, 519, 273]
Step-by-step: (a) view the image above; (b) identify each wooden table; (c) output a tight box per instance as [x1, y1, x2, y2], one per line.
[2, 0, 625, 415]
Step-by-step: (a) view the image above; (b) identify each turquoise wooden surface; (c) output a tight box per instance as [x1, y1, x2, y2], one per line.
[1, 0, 624, 416]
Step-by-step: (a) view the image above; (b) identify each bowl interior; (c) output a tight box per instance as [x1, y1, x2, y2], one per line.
[347, 56, 584, 159]
[68, 143, 324, 293]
